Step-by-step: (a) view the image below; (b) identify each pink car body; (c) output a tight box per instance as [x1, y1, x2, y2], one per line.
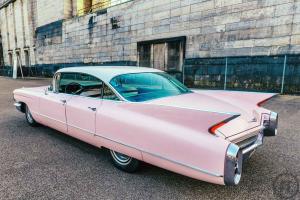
[13, 66, 278, 186]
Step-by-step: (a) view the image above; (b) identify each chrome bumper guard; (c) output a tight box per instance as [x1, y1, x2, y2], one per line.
[224, 132, 263, 186]
[263, 112, 278, 137]
[225, 132, 264, 186]
[224, 144, 243, 186]
[14, 102, 23, 112]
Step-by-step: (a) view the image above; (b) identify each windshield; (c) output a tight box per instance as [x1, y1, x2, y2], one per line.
[109, 72, 192, 102]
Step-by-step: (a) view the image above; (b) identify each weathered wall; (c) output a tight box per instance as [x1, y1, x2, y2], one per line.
[0, 0, 38, 76]
[0, 0, 300, 92]
[35, 0, 300, 66]
[36, 0, 65, 27]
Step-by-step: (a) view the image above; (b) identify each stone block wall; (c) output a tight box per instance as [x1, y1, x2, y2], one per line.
[34, 0, 300, 66]
[0, 0, 37, 76]
[36, 0, 65, 27]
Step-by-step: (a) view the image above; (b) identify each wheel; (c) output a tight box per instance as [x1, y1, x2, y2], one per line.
[25, 104, 38, 126]
[109, 150, 140, 173]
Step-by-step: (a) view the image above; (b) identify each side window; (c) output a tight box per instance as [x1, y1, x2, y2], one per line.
[102, 84, 120, 101]
[59, 73, 102, 98]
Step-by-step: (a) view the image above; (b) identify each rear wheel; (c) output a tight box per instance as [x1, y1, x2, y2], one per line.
[25, 105, 38, 126]
[109, 150, 140, 172]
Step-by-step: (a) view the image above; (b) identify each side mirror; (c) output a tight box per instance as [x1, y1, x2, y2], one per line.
[48, 85, 53, 91]
[45, 85, 53, 95]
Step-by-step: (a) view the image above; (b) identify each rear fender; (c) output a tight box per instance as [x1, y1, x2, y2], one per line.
[96, 101, 235, 184]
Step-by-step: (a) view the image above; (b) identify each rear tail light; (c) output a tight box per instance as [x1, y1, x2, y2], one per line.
[209, 122, 227, 134]
[209, 115, 240, 135]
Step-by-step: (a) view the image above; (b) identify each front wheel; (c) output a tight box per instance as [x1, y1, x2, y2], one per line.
[109, 150, 140, 173]
[25, 105, 38, 127]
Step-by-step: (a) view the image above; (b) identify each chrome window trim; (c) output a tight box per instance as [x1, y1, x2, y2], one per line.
[52, 71, 125, 101]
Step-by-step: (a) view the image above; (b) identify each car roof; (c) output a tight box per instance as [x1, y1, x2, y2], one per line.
[57, 66, 163, 83]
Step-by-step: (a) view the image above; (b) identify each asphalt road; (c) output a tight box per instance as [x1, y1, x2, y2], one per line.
[0, 77, 299, 200]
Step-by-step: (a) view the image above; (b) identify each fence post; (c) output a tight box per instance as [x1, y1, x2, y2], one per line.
[281, 55, 287, 94]
[224, 57, 228, 90]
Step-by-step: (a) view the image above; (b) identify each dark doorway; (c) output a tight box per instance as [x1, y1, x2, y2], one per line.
[24, 50, 30, 67]
[8, 52, 13, 67]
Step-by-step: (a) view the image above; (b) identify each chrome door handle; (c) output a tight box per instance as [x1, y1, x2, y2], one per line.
[88, 107, 97, 111]
[60, 99, 67, 104]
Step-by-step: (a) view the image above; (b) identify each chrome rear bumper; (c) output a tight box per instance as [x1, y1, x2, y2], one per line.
[241, 131, 263, 155]
[224, 112, 278, 185]
[224, 131, 264, 185]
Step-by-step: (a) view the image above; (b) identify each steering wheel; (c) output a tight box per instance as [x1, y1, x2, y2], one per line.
[65, 82, 84, 95]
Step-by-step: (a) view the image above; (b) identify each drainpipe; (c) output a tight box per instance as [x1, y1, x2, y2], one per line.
[224, 57, 228, 90]
[281, 55, 287, 94]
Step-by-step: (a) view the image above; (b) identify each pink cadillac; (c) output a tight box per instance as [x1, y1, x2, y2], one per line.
[13, 66, 278, 186]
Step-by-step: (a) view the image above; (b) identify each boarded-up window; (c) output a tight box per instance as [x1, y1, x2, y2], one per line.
[153, 43, 165, 71]
[138, 37, 185, 82]
[138, 44, 151, 68]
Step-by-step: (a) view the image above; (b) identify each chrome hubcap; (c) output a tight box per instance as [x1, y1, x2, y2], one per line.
[110, 150, 132, 165]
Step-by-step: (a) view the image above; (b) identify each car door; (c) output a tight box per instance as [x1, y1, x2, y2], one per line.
[65, 73, 102, 146]
[39, 73, 71, 133]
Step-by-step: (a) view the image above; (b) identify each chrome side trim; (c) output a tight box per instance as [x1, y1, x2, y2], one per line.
[143, 103, 240, 116]
[68, 124, 94, 136]
[38, 113, 67, 125]
[35, 116, 223, 178]
[93, 133, 223, 177]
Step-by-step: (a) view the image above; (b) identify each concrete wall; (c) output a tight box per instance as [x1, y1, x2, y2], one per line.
[0, 0, 74, 75]
[36, 0, 65, 27]
[0, 0, 36, 68]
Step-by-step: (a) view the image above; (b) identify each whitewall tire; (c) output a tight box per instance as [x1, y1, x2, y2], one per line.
[25, 105, 38, 127]
[109, 150, 140, 173]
